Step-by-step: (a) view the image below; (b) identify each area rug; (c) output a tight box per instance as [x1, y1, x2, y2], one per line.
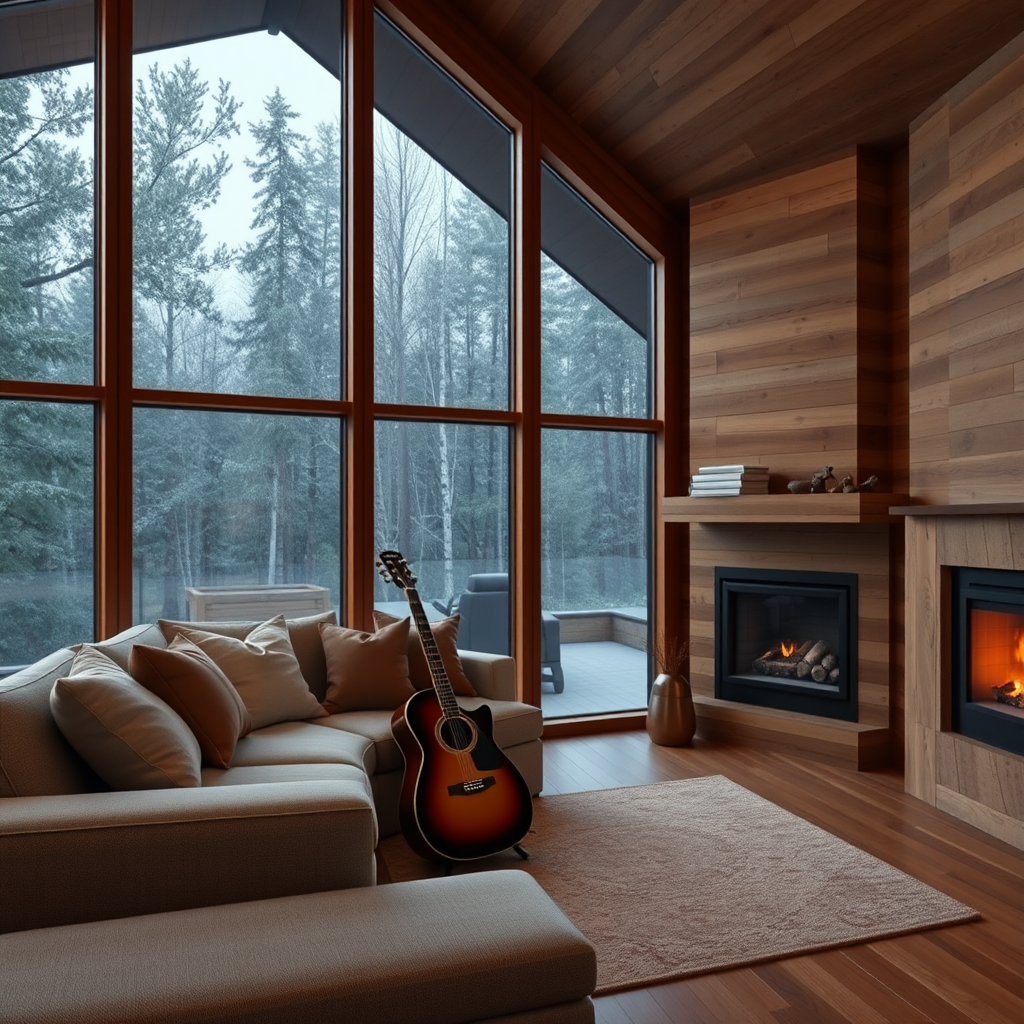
[378, 775, 979, 994]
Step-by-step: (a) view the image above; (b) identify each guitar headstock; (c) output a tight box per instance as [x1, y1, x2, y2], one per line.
[376, 550, 417, 591]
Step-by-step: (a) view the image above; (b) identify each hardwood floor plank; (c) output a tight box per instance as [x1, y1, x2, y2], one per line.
[542, 733, 1024, 1023]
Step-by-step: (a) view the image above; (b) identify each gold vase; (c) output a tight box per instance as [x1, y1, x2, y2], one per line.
[647, 672, 696, 746]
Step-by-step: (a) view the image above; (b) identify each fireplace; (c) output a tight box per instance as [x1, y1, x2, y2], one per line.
[952, 567, 1024, 757]
[715, 566, 858, 721]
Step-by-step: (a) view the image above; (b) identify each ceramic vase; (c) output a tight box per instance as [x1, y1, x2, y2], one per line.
[646, 672, 696, 746]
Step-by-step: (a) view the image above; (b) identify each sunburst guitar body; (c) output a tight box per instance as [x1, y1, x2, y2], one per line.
[377, 549, 533, 863]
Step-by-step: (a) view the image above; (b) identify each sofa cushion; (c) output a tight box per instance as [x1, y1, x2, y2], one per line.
[200, 762, 377, 844]
[320, 618, 416, 713]
[50, 647, 202, 790]
[312, 698, 543, 776]
[84, 623, 168, 673]
[171, 616, 327, 730]
[315, 712, 405, 774]
[0, 873, 597, 1024]
[158, 611, 335, 701]
[230, 721, 376, 776]
[372, 610, 477, 697]
[129, 638, 252, 768]
[0, 649, 101, 798]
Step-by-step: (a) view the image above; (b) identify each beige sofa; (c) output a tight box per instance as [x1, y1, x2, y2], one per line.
[0, 620, 596, 1023]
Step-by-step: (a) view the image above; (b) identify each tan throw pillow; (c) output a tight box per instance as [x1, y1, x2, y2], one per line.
[320, 617, 416, 713]
[372, 610, 477, 697]
[49, 646, 201, 790]
[174, 615, 327, 730]
[157, 610, 336, 700]
[129, 637, 252, 768]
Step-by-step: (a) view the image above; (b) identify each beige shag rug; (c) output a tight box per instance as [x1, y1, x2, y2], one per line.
[379, 775, 979, 994]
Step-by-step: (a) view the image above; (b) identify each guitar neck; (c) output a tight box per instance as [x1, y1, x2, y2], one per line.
[403, 589, 460, 716]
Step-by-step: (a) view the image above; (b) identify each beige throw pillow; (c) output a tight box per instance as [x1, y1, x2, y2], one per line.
[50, 646, 202, 789]
[129, 636, 252, 768]
[320, 617, 416, 713]
[372, 610, 477, 697]
[157, 610, 336, 701]
[174, 615, 327, 730]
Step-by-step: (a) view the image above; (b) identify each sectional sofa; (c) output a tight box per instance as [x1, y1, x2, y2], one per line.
[0, 614, 596, 1024]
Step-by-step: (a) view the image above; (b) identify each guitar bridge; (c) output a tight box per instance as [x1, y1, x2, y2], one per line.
[447, 776, 496, 796]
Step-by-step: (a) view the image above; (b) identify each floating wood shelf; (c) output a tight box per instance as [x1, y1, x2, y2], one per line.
[662, 493, 911, 524]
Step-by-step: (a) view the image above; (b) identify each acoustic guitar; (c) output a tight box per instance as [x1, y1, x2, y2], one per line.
[377, 550, 533, 863]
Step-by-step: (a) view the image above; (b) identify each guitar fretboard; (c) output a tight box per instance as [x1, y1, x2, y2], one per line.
[405, 589, 460, 718]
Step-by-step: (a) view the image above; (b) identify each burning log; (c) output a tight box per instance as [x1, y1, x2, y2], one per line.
[752, 639, 839, 684]
[992, 681, 1024, 709]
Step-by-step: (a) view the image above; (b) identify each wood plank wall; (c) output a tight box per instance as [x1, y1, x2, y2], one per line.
[690, 150, 893, 488]
[909, 33, 1024, 504]
[687, 151, 905, 740]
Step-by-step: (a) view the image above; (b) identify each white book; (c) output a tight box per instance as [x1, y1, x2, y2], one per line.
[697, 465, 768, 475]
[693, 471, 770, 483]
[690, 483, 769, 495]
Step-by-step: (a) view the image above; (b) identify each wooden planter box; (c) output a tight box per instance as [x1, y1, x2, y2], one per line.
[185, 585, 332, 623]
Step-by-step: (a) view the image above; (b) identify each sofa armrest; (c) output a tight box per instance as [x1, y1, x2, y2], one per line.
[457, 650, 517, 702]
[0, 780, 376, 934]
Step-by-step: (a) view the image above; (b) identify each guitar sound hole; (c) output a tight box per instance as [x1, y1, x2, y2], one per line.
[439, 717, 475, 752]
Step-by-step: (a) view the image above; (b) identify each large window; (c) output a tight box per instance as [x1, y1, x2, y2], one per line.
[130, 0, 344, 621]
[1, 0, 96, 665]
[540, 166, 655, 717]
[1, 0, 671, 721]
[372, 12, 513, 651]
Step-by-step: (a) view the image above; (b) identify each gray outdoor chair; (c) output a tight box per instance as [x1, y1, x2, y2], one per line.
[442, 573, 564, 693]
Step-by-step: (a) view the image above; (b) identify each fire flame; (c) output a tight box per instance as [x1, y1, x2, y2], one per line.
[1015, 630, 1024, 673]
[781, 641, 796, 658]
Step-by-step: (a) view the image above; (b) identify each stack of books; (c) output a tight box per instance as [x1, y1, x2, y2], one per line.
[690, 464, 769, 497]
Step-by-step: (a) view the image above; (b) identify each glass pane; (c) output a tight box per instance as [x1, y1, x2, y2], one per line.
[541, 428, 652, 717]
[133, 409, 341, 623]
[0, 401, 94, 673]
[374, 421, 510, 653]
[0, 0, 95, 385]
[541, 167, 652, 418]
[132, 1, 342, 399]
[374, 17, 511, 410]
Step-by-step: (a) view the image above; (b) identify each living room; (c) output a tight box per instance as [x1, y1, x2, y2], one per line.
[2, 0, 1023, 1022]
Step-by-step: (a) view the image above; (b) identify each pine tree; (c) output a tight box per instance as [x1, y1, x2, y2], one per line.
[132, 59, 239, 389]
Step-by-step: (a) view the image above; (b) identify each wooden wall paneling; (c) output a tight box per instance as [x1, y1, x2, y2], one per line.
[688, 524, 891, 725]
[909, 33, 1024, 505]
[96, 0, 134, 639]
[689, 152, 898, 486]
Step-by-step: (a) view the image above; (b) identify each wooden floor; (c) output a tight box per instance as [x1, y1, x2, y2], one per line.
[541, 731, 1024, 1024]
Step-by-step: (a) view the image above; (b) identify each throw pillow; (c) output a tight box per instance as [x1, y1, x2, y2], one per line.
[156, 610, 336, 700]
[372, 610, 477, 697]
[320, 616, 416, 713]
[129, 636, 252, 768]
[50, 646, 201, 789]
[173, 615, 327, 730]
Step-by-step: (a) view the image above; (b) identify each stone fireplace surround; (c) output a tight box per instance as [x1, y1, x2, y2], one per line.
[901, 505, 1024, 851]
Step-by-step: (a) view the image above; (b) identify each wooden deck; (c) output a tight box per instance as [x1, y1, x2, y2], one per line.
[541, 732, 1024, 1024]
[541, 640, 649, 719]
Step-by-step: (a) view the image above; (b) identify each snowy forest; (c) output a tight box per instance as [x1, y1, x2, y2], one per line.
[1, 53, 650, 669]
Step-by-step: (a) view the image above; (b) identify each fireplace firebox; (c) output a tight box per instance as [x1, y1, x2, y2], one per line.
[952, 567, 1024, 757]
[715, 567, 858, 721]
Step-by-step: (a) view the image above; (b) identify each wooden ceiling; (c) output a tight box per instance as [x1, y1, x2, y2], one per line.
[444, 0, 1024, 210]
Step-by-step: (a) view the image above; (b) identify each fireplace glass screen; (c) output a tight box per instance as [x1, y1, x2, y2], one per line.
[954, 568, 1024, 756]
[715, 567, 857, 721]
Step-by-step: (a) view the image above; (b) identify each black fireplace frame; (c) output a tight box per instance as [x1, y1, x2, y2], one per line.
[951, 567, 1024, 757]
[715, 566, 858, 721]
